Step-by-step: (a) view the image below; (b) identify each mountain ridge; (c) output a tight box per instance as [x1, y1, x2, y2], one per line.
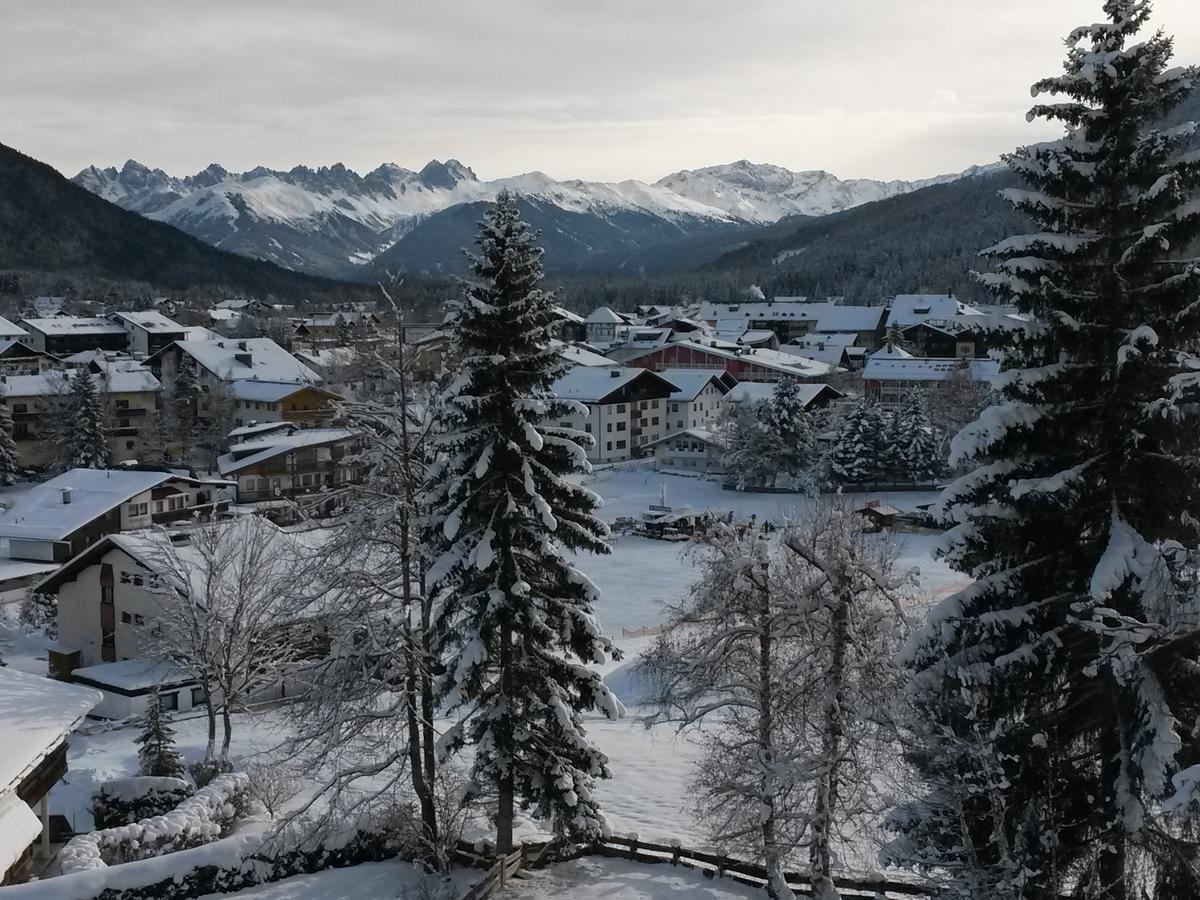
[73, 157, 986, 279]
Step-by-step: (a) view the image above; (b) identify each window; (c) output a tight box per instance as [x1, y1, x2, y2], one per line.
[616, 404, 626, 413]
[121, 611, 132, 624]
[615, 440, 626, 450]
[651, 399, 659, 409]
[12, 403, 26, 414]
[606, 423, 612, 433]
[671, 403, 679, 413]
[154, 500, 164, 513]
[115, 399, 129, 409]
[616, 421, 626, 432]
[584, 424, 592, 433]
[134, 614, 145, 626]
[159, 692, 178, 711]
[651, 417, 659, 426]
[125, 440, 135, 450]
[191, 687, 206, 707]
[606, 442, 612, 451]
[101, 585, 113, 605]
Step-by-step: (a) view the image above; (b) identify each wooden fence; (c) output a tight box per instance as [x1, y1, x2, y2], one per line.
[454, 834, 937, 900]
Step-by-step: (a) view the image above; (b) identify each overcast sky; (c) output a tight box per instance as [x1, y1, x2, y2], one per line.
[6, 1, 1200, 184]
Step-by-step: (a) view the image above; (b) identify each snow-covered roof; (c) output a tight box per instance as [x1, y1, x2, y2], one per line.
[298, 311, 376, 328]
[585, 306, 624, 324]
[0, 367, 159, 398]
[0, 558, 63, 586]
[207, 308, 241, 322]
[553, 306, 585, 324]
[557, 342, 617, 368]
[183, 325, 221, 342]
[0, 793, 41, 876]
[701, 299, 884, 334]
[646, 427, 722, 449]
[216, 427, 358, 476]
[657, 368, 730, 402]
[550, 367, 669, 403]
[110, 311, 185, 333]
[168, 338, 320, 385]
[0, 469, 183, 541]
[886, 294, 983, 328]
[862, 356, 1001, 383]
[0, 315, 27, 339]
[228, 421, 299, 441]
[623, 341, 836, 380]
[870, 343, 915, 360]
[228, 379, 335, 403]
[726, 381, 845, 408]
[71, 658, 193, 692]
[778, 343, 847, 367]
[295, 347, 357, 370]
[0, 666, 101, 795]
[20, 317, 128, 336]
[61, 349, 135, 365]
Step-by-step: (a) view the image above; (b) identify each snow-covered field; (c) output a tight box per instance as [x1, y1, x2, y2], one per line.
[0, 468, 967, 896]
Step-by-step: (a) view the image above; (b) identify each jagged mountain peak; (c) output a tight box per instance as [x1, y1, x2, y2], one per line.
[418, 158, 477, 189]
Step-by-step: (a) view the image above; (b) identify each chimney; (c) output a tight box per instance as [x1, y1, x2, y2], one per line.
[609, 369, 620, 378]
[235, 353, 253, 367]
[238, 341, 248, 351]
[61, 487, 72, 505]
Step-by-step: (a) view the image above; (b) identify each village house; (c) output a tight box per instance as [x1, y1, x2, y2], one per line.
[862, 346, 1001, 408]
[646, 428, 726, 475]
[699, 297, 888, 349]
[145, 337, 321, 397]
[884, 293, 983, 330]
[583, 306, 635, 345]
[0, 341, 57, 375]
[0, 667, 101, 884]
[293, 311, 381, 347]
[724, 380, 847, 411]
[216, 426, 365, 511]
[658, 368, 736, 433]
[0, 364, 161, 469]
[107, 310, 187, 356]
[549, 367, 678, 463]
[0, 315, 28, 342]
[0, 468, 232, 570]
[618, 340, 837, 383]
[17, 317, 129, 356]
[781, 333, 866, 370]
[227, 380, 341, 428]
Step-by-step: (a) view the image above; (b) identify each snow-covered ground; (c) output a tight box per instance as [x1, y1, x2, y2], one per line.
[3, 467, 968, 895]
[580, 467, 964, 635]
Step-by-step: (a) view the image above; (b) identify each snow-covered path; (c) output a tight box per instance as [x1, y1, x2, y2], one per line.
[509, 857, 764, 900]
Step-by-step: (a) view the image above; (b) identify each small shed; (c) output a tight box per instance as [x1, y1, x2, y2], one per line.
[855, 501, 904, 532]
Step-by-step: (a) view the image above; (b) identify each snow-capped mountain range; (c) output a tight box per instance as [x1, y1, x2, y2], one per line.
[72, 158, 983, 280]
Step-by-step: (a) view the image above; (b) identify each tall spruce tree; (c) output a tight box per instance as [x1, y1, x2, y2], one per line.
[889, 4, 1200, 898]
[136, 687, 185, 778]
[899, 391, 940, 484]
[759, 377, 817, 487]
[830, 400, 883, 485]
[0, 403, 19, 485]
[422, 191, 623, 853]
[67, 368, 110, 469]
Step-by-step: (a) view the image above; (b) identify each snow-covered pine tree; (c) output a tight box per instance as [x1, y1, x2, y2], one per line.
[898, 391, 940, 484]
[758, 377, 817, 488]
[67, 367, 110, 469]
[717, 401, 777, 489]
[890, 4, 1200, 897]
[830, 400, 882, 485]
[136, 687, 185, 778]
[0, 402, 19, 485]
[876, 408, 906, 483]
[422, 191, 623, 853]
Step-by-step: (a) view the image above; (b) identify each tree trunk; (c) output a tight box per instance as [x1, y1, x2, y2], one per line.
[757, 557, 794, 900]
[811, 591, 850, 900]
[496, 620, 515, 855]
[219, 703, 233, 761]
[203, 684, 217, 762]
[1093, 719, 1127, 900]
[403, 622, 437, 853]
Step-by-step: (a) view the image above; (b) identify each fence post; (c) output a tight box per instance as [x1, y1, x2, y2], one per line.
[628, 837, 638, 861]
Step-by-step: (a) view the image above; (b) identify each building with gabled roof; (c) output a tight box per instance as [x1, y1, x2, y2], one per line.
[658, 368, 735, 433]
[108, 311, 187, 356]
[0, 468, 231, 566]
[617, 340, 837, 383]
[17, 317, 128, 356]
[0, 667, 100, 884]
[863, 353, 1001, 409]
[216, 427, 364, 514]
[885, 293, 983, 329]
[549, 367, 678, 463]
[646, 427, 726, 475]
